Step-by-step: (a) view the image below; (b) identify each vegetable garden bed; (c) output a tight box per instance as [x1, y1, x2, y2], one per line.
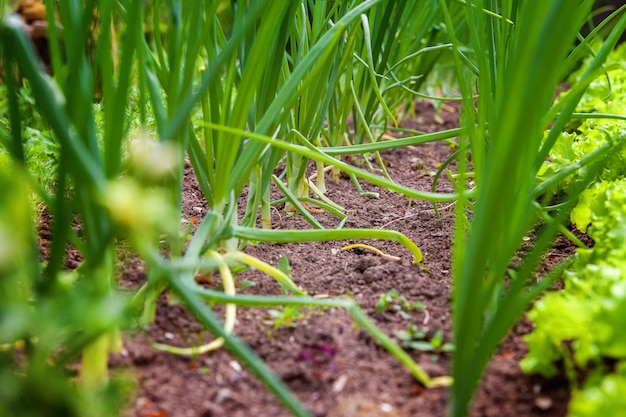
[2, 1, 626, 416]
[108, 101, 577, 417]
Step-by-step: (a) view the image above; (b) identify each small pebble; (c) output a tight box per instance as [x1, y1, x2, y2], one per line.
[380, 403, 393, 413]
[229, 360, 242, 372]
[535, 396, 553, 410]
[332, 375, 348, 393]
[164, 332, 175, 340]
[214, 388, 233, 404]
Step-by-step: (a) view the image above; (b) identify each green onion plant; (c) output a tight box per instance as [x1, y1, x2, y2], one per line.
[0, 0, 146, 414]
[0, 1, 460, 415]
[133, 1, 459, 414]
[442, 1, 626, 416]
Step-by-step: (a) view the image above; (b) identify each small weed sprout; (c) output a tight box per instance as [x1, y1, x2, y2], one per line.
[267, 306, 307, 329]
[267, 305, 330, 330]
[396, 325, 455, 362]
[375, 290, 425, 319]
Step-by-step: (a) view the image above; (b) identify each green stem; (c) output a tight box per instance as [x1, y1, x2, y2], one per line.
[228, 226, 423, 263]
[185, 286, 443, 388]
[223, 251, 305, 295]
[80, 333, 110, 388]
[201, 122, 462, 203]
[167, 275, 313, 417]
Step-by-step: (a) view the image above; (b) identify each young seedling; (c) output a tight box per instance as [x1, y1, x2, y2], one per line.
[396, 325, 455, 362]
[267, 304, 329, 330]
[267, 306, 308, 330]
[375, 290, 425, 319]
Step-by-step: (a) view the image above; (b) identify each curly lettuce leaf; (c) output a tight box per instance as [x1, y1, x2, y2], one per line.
[569, 366, 626, 417]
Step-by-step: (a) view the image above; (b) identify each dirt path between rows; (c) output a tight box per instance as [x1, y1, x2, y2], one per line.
[108, 101, 575, 417]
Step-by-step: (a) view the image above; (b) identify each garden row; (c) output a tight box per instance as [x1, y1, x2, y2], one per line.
[1, 1, 626, 417]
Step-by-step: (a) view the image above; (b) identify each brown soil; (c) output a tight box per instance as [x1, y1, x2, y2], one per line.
[88, 102, 576, 416]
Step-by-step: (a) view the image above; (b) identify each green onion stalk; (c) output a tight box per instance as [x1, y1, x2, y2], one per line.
[441, 1, 626, 415]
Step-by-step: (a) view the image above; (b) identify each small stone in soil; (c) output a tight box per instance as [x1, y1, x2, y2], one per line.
[228, 360, 242, 372]
[380, 403, 393, 413]
[534, 396, 553, 410]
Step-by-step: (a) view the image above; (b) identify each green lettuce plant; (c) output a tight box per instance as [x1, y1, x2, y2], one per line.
[539, 42, 626, 193]
[523, 17, 626, 417]
[523, 177, 626, 415]
[568, 363, 626, 417]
